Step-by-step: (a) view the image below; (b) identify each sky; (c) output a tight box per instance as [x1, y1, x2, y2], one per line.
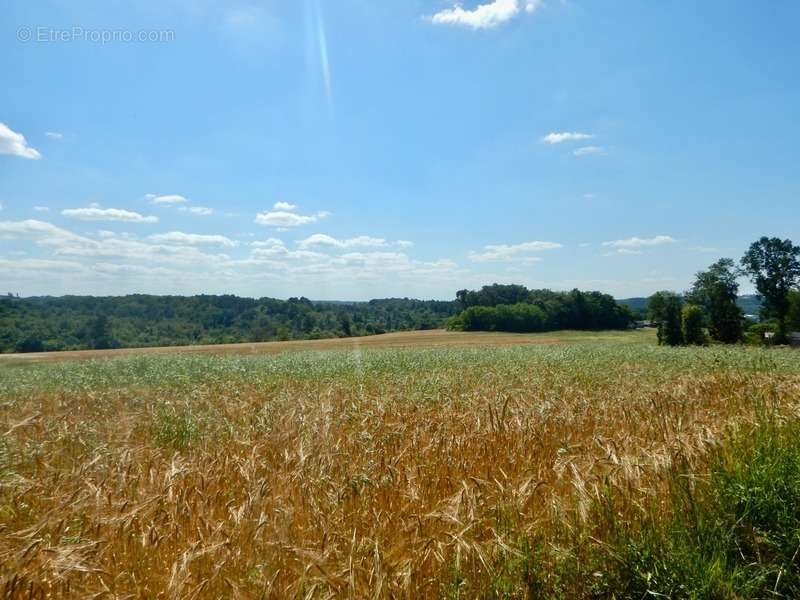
[1, 0, 799, 300]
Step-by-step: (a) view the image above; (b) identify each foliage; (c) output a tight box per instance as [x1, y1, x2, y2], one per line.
[741, 237, 800, 339]
[0, 294, 458, 353]
[681, 304, 707, 345]
[449, 285, 632, 333]
[650, 291, 684, 346]
[789, 291, 800, 332]
[594, 419, 800, 598]
[688, 258, 744, 343]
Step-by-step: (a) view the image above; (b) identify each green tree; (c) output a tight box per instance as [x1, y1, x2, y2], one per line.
[15, 338, 44, 353]
[788, 291, 800, 332]
[688, 258, 743, 343]
[682, 304, 707, 345]
[649, 291, 684, 346]
[88, 315, 117, 350]
[741, 237, 800, 342]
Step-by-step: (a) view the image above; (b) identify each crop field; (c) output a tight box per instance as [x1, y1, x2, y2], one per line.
[1, 330, 800, 598]
[0, 329, 632, 365]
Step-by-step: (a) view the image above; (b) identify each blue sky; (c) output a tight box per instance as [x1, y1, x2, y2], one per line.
[1, 0, 798, 300]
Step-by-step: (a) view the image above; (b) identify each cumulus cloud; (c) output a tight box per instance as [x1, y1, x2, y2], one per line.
[255, 203, 330, 227]
[605, 248, 643, 256]
[147, 194, 188, 205]
[542, 132, 593, 144]
[0, 218, 469, 297]
[296, 234, 388, 250]
[602, 235, 676, 249]
[429, 0, 541, 29]
[61, 207, 159, 223]
[0, 122, 41, 159]
[180, 206, 214, 216]
[148, 231, 238, 247]
[573, 146, 605, 157]
[469, 240, 563, 262]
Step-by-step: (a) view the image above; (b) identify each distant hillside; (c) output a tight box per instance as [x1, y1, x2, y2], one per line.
[736, 294, 762, 316]
[618, 295, 762, 317]
[0, 295, 458, 353]
[617, 297, 649, 314]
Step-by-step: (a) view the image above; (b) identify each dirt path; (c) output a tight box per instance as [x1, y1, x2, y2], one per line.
[0, 329, 567, 364]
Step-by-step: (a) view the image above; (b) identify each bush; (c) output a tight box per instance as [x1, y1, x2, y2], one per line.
[681, 304, 707, 345]
[15, 338, 44, 353]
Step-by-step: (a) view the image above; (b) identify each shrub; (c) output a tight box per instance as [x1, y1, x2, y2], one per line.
[681, 304, 707, 345]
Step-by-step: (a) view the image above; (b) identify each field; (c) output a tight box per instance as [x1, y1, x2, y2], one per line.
[1, 329, 800, 598]
[0, 329, 629, 365]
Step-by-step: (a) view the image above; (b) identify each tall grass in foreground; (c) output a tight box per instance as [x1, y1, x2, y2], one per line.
[499, 417, 800, 599]
[0, 342, 799, 598]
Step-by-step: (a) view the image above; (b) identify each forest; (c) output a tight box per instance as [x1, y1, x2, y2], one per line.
[447, 285, 633, 332]
[0, 295, 457, 353]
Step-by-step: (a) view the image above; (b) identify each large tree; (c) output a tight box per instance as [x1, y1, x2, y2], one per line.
[740, 237, 800, 341]
[688, 258, 743, 343]
[649, 291, 684, 346]
[789, 291, 800, 332]
[682, 304, 707, 346]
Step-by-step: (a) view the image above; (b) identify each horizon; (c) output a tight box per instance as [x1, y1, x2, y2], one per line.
[3, 1, 799, 299]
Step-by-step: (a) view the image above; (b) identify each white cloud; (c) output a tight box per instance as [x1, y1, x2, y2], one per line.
[251, 238, 284, 249]
[0, 122, 41, 160]
[297, 234, 388, 250]
[469, 240, 563, 262]
[573, 146, 605, 157]
[34, 206, 50, 212]
[148, 231, 238, 247]
[397, 240, 415, 248]
[61, 208, 159, 223]
[429, 0, 541, 29]
[45, 131, 63, 140]
[148, 194, 188, 205]
[0, 258, 86, 273]
[273, 201, 297, 211]
[255, 207, 330, 227]
[180, 206, 214, 216]
[542, 132, 593, 144]
[0, 218, 471, 298]
[602, 235, 676, 249]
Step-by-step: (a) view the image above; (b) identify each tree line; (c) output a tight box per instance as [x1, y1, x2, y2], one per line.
[0, 295, 458, 353]
[649, 237, 800, 346]
[447, 285, 633, 333]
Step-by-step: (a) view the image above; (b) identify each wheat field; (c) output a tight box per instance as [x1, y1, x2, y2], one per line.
[1, 330, 799, 598]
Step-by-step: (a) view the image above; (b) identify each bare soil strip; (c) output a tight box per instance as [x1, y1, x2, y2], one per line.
[0, 329, 566, 363]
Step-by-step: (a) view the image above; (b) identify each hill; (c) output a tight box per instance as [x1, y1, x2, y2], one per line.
[0, 295, 458, 353]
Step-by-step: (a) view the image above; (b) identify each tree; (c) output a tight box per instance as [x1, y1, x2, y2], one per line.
[15, 338, 44, 353]
[649, 291, 684, 346]
[88, 315, 116, 350]
[789, 291, 800, 332]
[682, 304, 707, 345]
[740, 237, 800, 341]
[688, 258, 743, 343]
